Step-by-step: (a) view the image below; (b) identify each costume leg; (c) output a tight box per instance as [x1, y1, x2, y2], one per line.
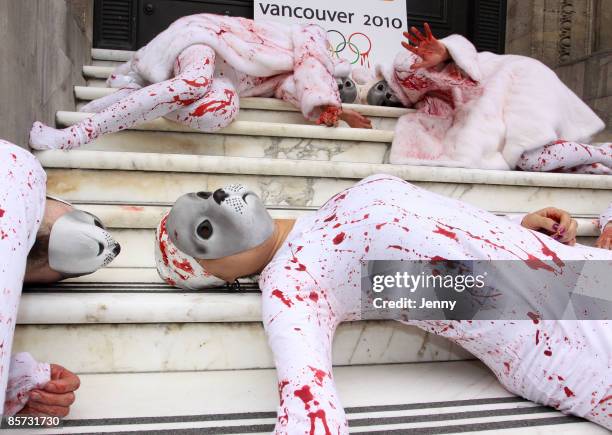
[29, 44, 216, 150]
[517, 141, 612, 173]
[262, 289, 347, 434]
[164, 76, 239, 132]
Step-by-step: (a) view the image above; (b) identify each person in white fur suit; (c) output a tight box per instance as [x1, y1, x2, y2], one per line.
[28, 14, 372, 151]
[368, 23, 610, 173]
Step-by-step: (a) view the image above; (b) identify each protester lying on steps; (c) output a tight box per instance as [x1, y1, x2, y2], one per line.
[154, 174, 612, 432]
[29, 14, 372, 151]
[0, 140, 121, 416]
[365, 23, 610, 173]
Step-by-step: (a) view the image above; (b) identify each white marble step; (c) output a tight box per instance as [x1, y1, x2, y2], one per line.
[92, 48, 132, 62]
[13, 320, 472, 373]
[58, 111, 394, 143]
[5, 361, 604, 434]
[73, 87, 410, 119]
[39, 150, 612, 216]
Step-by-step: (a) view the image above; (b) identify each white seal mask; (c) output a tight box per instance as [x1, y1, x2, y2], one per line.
[48, 201, 121, 276]
[166, 184, 275, 260]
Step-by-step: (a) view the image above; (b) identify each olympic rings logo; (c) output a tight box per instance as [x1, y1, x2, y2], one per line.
[327, 30, 372, 65]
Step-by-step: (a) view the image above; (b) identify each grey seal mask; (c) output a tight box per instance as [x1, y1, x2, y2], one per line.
[47, 196, 121, 276]
[337, 77, 357, 103]
[166, 184, 275, 260]
[367, 80, 404, 107]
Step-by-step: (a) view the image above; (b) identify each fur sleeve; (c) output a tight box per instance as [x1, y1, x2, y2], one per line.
[291, 24, 341, 121]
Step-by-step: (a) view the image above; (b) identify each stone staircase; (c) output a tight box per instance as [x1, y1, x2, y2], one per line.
[9, 48, 612, 434]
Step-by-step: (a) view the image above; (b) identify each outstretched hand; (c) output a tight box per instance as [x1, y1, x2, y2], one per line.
[402, 22, 449, 70]
[521, 207, 577, 245]
[340, 109, 372, 129]
[18, 364, 80, 417]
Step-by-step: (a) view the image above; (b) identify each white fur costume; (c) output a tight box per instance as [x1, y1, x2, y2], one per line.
[29, 15, 346, 151]
[0, 141, 51, 415]
[156, 175, 612, 433]
[382, 35, 609, 172]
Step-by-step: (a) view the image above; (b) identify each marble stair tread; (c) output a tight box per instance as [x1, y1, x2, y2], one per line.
[74, 87, 412, 118]
[58, 111, 394, 142]
[92, 48, 132, 62]
[17, 292, 262, 324]
[74, 203, 604, 234]
[13, 321, 473, 373]
[6, 362, 604, 435]
[38, 150, 612, 189]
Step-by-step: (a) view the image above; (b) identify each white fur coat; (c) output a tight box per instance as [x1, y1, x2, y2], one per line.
[382, 35, 605, 169]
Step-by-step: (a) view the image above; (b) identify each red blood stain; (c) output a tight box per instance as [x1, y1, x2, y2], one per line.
[332, 223, 341, 229]
[308, 409, 331, 435]
[0, 208, 4, 217]
[272, 289, 293, 307]
[527, 312, 540, 324]
[295, 264, 307, 272]
[190, 89, 236, 117]
[309, 366, 327, 386]
[332, 232, 346, 245]
[323, 213, 336, 222]
[544, 350, 553, 357]
[564, 386, 575, 397]
[431, 255, 447, 263]
[598, 395, 612, 405]
[375, 223, 387, 230]
[158, 216, 170, 266]
[294, 385, 314, 409]
[308, 292, 319, 303]
[557, 375, 564, 381]
[503, 361, 510, 373]
[535, 329, 540, 345]
[172, 259, 194, 275]
[433, 225, 458, 241]
[182, 77, 211, 88]
[164, 277, 177, 286]
[532, 233, 565, 268]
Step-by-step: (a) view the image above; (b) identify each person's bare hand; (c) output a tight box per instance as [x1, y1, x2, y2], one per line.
[18, 364, 80, 417]
[340, 109, 372, 129]
[596, 222, 612, 250]
[521, 207, 577, 245]
[402, 22, 449, 70]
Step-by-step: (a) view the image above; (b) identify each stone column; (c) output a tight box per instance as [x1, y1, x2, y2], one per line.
[0, 0, 93, 148]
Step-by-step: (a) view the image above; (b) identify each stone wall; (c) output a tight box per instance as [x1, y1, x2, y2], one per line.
[506, 0, 611, 140]
[0, 0, 93, 148]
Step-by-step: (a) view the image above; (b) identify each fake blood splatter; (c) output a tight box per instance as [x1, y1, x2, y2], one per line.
[564, 386, 575, 398]
[309, 366, 327, 386]
[332, 232, 345, 245]
[527, 312, 540, 324]
[433, 225, 458, 241]
[0, 208, 4, 218]
[323, 213, 336, 222]
[308, 409, 331, 435]
[190, 89, 236, 116]
[272, 289, 293, 307]
[172, 259, 194, 275]
[294, 385, 314, 408]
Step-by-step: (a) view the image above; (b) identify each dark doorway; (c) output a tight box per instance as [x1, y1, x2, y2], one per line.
[94, 0, 506, 53]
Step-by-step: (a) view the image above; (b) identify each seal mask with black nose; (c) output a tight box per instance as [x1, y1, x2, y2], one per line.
[48, 197, 121, 276]
[367, 80, 404, 107]
[165, 184, 275, 259]
[337, 77, 357, 103]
